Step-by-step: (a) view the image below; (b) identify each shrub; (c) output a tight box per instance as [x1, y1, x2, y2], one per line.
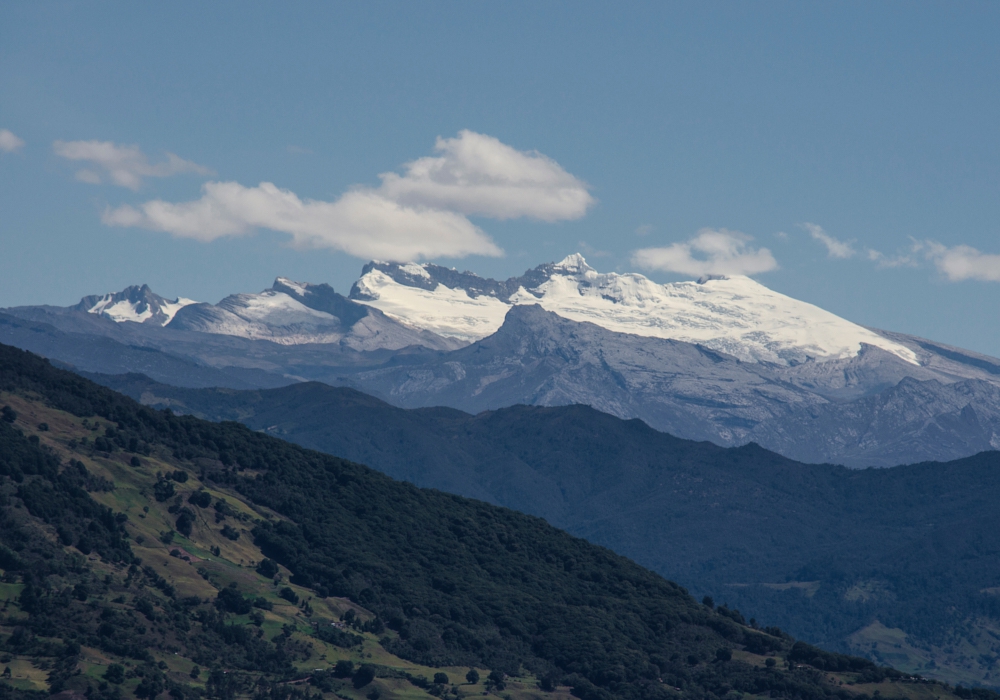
[188, 491, 212, 508]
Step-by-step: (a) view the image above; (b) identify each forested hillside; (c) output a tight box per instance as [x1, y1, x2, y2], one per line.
[0, 342, 977, 700]
[91, 375, 1000, 688]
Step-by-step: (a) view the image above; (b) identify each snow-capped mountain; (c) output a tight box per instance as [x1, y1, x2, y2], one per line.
[350, 253, 917, 365]
[68, 278, 461, 352]
[75, 284, 198, 326]
[6, 256, 1000, 466]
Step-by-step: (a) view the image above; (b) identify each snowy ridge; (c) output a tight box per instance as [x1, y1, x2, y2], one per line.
[79, 285, 198, 326]
[351, 254, 919, 365]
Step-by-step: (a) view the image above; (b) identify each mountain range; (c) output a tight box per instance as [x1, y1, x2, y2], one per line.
[4, 255, 1000, 466]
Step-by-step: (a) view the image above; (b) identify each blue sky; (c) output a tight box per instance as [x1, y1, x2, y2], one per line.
[3, 2, 1000, 355]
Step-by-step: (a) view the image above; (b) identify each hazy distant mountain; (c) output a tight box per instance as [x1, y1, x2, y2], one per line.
[5, 257, 1000, 466]
[335, 304, 1000, 466]
[0, 277, 461, 389]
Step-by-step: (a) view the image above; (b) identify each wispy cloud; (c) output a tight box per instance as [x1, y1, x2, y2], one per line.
[378, 130, 594, 221]
[922, 241, 1000, 282]
[101, 131, 589, 262]
[804, 222, 855, 259]
[53, 140, 213, 190]
[865, 245, 919, 269]
[631, 229, 778, 277]
[635, 224, 654, 236]
[0, 129, 25, 153]
[102, 182, 503, 261]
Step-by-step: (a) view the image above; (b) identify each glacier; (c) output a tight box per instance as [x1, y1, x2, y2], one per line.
[350, 253, 918, 365]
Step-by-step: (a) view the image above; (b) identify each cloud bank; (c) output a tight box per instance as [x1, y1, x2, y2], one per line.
[0, 129, 25, 153]
[631, 229, 778, 277]
[103, 130, 591, 261]
[53, 140, 212, 190]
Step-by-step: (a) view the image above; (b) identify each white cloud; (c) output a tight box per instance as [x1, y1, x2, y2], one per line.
[804, 222, 855, 259]
[631, 229, 778, 277]
[635, 224, 654, 236]
[53, 140, 212, 190]
[102, 181, 503, 261]
[922, 241, 1000, 282]
[377, 130, 594, 221]
[0, 129, 25, 153]
[865, 245, 918, 269]
[101, 130, 593, 261]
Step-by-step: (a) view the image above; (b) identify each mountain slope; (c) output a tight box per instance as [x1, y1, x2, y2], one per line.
[330, 305, 1000, 464]
[92, 373, 1000, 687]
[0, 341, 925, 700]
[168, 277, 460, 351]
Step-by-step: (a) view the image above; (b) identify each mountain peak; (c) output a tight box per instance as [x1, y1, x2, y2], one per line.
[553, 253, 593, 274]
[272, 276, 310, 298]
[75, 284, 198, 326]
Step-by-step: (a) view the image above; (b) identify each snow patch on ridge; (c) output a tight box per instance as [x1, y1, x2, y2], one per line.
[352, 253, 920, 366]
[351, 270, 509, 343]
[86, 292, 197, 326]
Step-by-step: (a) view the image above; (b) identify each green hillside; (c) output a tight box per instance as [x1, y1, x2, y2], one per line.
[0, 343, 992, 700]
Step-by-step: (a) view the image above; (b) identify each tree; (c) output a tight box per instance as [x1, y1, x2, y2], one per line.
[103, 664, 125, 684]
[715, 648, 732, 662]
[176, 509, 195, 537]
[135, 671, 165, 699]
[256, 558, 279, 578]
[434, 673, 449, 685]
[702, 595, 714, 609]
[487, 670, 505, 690]
[1, 406, 16, 423]
[465, 669, 479, 685]
[352, 665, 376, 689]
[334, 660, 354, 678]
